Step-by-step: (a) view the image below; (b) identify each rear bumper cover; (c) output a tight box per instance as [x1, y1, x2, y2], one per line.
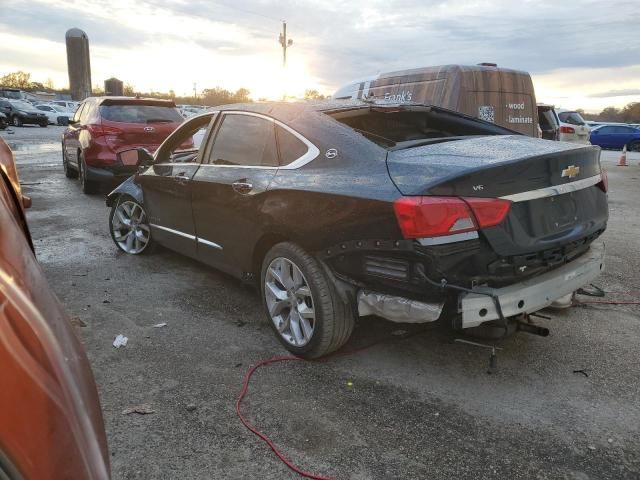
[459, 241, 605, 328]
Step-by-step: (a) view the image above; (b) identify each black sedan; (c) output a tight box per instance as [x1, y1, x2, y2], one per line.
[106, 101, 608, 358]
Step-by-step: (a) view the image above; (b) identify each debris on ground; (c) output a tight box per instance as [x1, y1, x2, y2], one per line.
[70, 316, 87, 327]
[573, 369, 589, 377]
[102, 299, 110, 303]
[113, 334, 128, 348]
[391, 329, 408, 336]
[186, 403, 197, 412]
[153, 322, 167, 328]
[236, 320, 246, 327]
[122, 404, 155, 415]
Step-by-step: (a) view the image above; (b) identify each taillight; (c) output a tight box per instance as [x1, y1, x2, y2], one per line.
[598, 170, 608, 193]
[560, 126, 575, 134]
[464, 197, 513, 229]
[393, 196, 511, 239]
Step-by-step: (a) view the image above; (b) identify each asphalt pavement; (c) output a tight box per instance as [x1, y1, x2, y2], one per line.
[3, 124, 639, 479]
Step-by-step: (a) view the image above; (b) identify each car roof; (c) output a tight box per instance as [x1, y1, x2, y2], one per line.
[86, 96, 177, 107]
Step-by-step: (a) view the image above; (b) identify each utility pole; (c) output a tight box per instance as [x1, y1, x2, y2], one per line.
[278, 21, 293, 68]
[193, 82, 197, 104]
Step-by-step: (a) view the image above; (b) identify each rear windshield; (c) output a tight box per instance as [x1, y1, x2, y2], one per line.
[558, 111, 585, 126]
[328, 107, 512, 149]
[99, 104, 183, 124]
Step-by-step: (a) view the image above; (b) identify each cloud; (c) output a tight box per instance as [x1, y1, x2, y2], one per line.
[589, 89, 640, 98]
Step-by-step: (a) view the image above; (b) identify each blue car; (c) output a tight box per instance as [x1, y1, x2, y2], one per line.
[589, 124, 640, 151]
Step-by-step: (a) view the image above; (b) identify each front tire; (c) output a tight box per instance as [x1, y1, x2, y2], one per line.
[109, 195, 154, 255]
[77, 151, 98, 194]
[261, 242, 354, 359]
[12, 116, 22, 127]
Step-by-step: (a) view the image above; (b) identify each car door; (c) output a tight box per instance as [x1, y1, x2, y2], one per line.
[190, 112, 281, 277]
[63, 102, 87, 166]
[137, 113, 216, 258]
[613, 126, 637, 148]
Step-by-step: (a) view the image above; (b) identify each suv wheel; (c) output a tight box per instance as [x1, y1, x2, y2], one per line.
[261, 242, 355, 359]
[109, 195, 154, 254]
[62, 145, 78, 179]
[12, 116, 22, 127]
[77, 151, 98, 194]
[629, 141, 640, 153]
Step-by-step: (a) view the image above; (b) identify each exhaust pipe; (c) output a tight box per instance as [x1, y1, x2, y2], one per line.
[517, 321, 549, 337]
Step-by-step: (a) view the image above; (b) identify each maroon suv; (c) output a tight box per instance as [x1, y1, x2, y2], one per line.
[62, 97, 184, 193]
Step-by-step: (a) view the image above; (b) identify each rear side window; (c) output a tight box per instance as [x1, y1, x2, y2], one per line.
[276, 125, 308, 165]
[72, 103, 86, 123]
[99, 104, 183, 124]
[613, 126, 635, 133]
[597, 126, 614, 134]
[207, 114, 278, 167]
[558, 111, 585, 126]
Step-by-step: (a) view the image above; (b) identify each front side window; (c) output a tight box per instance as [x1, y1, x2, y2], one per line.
[156, 114, 214, 164]
[72, 103, 86, 123]
[206, 114, 278, 167]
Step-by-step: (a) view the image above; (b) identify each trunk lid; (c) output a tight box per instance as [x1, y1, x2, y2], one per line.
[387, 135, 608, 255]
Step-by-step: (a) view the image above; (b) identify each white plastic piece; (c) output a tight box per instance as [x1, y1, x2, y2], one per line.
[113, 334, 128, 348]
[358, 290, 443, 323]
[153, 322, 167, 328]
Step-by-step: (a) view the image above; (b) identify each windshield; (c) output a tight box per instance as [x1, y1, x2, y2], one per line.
[99, 104, 183, 124]
[558, 111, 586, 126]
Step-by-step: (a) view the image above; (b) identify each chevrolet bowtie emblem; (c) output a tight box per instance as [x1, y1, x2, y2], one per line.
[561, 165, 580, 179]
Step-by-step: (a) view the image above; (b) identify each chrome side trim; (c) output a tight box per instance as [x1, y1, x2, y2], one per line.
[149, 224, 224, 250]
[417, 231, 479, 246]
[149, 224, 196, 240]
[500, 174, 602, 203]
[197, 237, 223, 250]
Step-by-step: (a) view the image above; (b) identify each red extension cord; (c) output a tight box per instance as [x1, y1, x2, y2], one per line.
[236, 297, 638, 479]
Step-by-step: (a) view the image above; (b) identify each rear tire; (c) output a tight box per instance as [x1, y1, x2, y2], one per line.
[40, 122, 48, 128]
[62, 145, 78, 179]
[628, 141, 640, 153]
[261, 242, 355, 359]
[78, 151, 98, 194]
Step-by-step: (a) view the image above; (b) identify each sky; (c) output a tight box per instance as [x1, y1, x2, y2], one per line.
[0, 0, 638, 112]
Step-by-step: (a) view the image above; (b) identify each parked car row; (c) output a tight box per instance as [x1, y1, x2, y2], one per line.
[0, 98, 49, 127]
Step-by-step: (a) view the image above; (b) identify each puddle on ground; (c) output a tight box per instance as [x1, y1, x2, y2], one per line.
[6, 142, 60, 153]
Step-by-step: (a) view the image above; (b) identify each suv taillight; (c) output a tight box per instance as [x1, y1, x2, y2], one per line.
[560, 126, 575, 134]
[393, 196, 512, 239]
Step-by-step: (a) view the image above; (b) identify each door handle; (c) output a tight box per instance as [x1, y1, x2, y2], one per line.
[174, 174, 190, 182]
[232, 181, 253, 195]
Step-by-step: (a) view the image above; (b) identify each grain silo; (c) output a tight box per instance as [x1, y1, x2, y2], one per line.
[104, 77, 124, 96]
[65, 28, 92, 100]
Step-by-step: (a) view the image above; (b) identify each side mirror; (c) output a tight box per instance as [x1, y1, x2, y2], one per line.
[117, 147, 154, 168]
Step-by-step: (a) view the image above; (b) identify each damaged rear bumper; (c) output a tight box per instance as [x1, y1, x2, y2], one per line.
[355, 241, 605, 327]
[459, 241, 605, 328]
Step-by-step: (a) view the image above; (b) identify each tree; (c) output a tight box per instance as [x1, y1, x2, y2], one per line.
[123, 83, 135, 96]
[0, 71, 32, 89]
[304, 89, 326, 100]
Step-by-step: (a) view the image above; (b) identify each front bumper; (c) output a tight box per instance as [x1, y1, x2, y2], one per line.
[459, 241, 605, 328]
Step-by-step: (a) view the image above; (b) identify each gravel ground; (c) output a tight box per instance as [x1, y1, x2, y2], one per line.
[3, 124, 639, 479]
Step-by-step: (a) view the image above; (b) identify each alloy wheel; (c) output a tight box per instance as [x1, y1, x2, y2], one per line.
[264, 257, 316, 347]
[111, 200, 151, 254]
